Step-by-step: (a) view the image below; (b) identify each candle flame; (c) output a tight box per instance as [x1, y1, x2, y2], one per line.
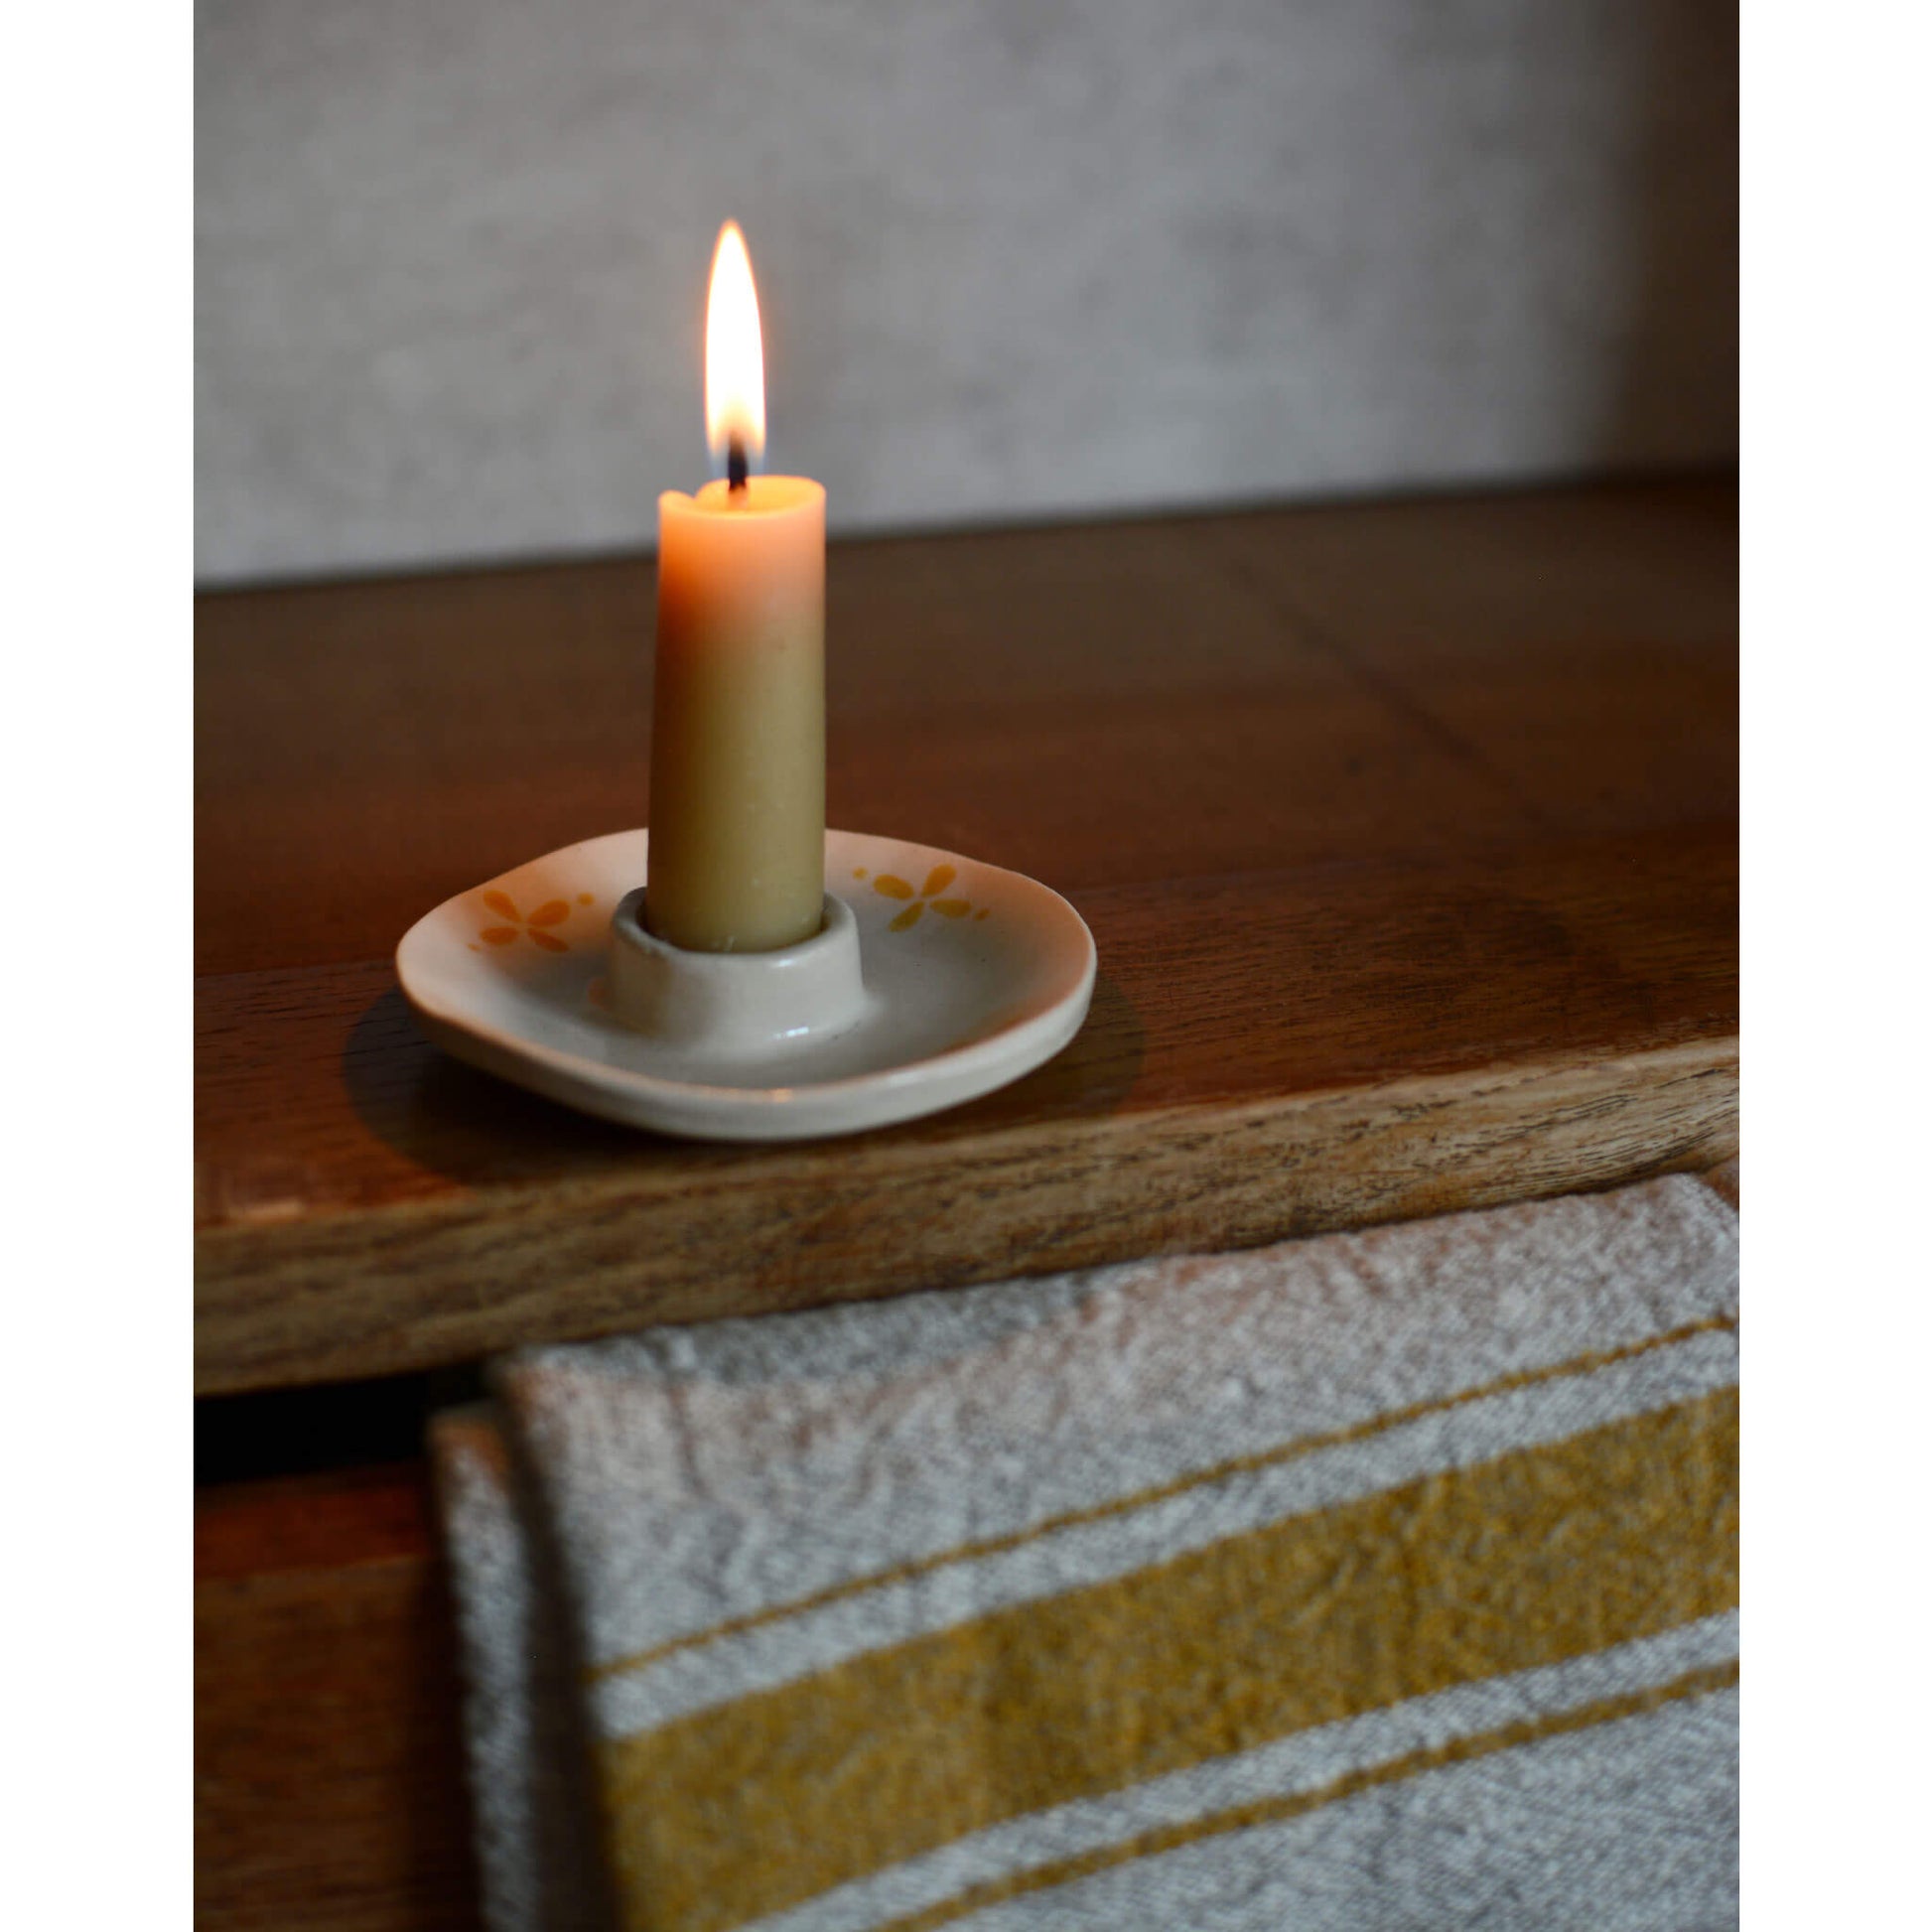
[705, 220, 765, 474]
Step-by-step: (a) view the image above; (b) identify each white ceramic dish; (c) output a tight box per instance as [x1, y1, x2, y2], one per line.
[395, 829, 1096, 1141]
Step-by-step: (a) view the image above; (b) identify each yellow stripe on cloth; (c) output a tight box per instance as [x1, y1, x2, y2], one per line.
[586, 1311, 1736, 1690]
[601, 1388, 1738, 1932]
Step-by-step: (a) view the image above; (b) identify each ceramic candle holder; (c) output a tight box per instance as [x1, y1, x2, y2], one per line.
[396, 829, 1096, 1142]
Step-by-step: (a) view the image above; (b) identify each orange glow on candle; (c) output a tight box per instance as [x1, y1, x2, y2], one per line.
[705, 221, 765, 476]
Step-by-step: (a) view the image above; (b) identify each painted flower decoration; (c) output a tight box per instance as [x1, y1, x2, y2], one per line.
[479, 890, 573, 952]
[862, 863, 987, 932]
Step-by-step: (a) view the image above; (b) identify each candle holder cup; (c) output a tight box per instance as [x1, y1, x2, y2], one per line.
[606, 888, 871, 1056]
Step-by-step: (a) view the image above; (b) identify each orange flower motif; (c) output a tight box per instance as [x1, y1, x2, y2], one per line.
[479, 890, 572, 952]
[870, 863, 980, 932]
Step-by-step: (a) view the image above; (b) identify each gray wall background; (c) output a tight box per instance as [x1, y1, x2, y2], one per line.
[196, 0, 1735, 587]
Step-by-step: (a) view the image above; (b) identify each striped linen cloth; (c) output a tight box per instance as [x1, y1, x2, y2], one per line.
[432, 1169, 1739, 1932]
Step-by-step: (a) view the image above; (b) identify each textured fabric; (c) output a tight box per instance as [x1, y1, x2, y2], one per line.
[431, 1173, 1738, 1932]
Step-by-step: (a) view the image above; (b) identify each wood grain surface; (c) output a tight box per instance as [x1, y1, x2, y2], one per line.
[197, 478, 1737, 1395]
[197, 1465, 480, 1931]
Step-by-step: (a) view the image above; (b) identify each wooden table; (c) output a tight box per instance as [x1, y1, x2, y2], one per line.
[196, 476, 1737, 1925]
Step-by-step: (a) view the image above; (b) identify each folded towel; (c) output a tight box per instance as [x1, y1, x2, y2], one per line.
[433, 1170, 1738, 1932]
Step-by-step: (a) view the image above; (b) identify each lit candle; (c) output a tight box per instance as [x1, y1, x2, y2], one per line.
[646, 222, 826, 953]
